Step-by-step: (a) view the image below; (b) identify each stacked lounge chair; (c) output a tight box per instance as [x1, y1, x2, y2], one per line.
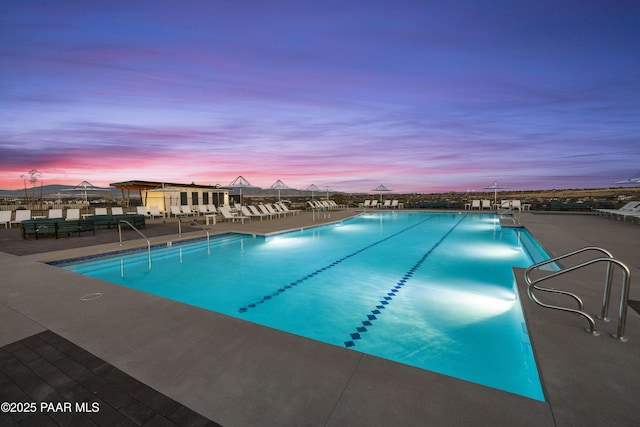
[594, 201, 640, 218]
[610, 202, 640, 222]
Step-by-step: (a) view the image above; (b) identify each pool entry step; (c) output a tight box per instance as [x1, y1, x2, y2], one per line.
[524, 246, 632, 341]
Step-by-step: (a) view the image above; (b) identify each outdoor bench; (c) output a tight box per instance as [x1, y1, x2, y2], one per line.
[55, 219, 95, 238]
[21, 215, 145, 239]
[21, 219, 58, 239]
[21, 219, 95, 239]
[90, 214, 146, 229]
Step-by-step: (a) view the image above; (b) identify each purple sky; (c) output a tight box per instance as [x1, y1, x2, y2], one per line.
[1, 0, 639, 193]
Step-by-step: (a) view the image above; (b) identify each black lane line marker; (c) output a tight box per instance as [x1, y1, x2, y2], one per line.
[237, 215, 438, 313]
[343, 215, 466, 348]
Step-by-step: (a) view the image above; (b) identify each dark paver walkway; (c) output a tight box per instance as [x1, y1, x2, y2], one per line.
[1, 331, 220, 427]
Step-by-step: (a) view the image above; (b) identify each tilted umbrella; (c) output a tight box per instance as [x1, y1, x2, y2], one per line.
[372, 184, 392, 203]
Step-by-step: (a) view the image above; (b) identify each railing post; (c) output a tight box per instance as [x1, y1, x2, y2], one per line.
[118, 220, 151, 270]
[599, 261, 615, 322]
[188, 219, 210, 254]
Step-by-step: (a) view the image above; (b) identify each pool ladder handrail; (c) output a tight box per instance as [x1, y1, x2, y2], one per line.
[118, 220, 152, 269]
[178, 218, 210, 253]
[524, 246, 631, 341]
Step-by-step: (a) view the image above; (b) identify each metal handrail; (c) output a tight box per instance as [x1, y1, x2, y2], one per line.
[178, 216, 211, 254]
[184, 218, 210, 254]
[524, 246, 631, 341]
[118, 220, 151, 269]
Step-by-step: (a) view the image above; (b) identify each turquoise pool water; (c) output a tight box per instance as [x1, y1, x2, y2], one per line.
[63, 212, 546, 401]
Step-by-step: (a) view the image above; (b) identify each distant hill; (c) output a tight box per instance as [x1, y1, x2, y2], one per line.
[1, 183, 637, 201]
[0, 184, 119, 199]
[0, 183, 331, 200]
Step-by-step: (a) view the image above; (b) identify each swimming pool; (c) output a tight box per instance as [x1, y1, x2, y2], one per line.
[62, 212, 546, 401]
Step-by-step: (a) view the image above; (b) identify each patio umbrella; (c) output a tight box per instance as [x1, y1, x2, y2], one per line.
[270, 179, 291, 201]
[146, 187, 179, 213]
[62, 180, 111, 204]
[322, 186, 333, 200]
[483, 181, 508, 206]
[227, 176, 258, 206]
[306, 184, 320, 200]
[372, 184, 392, 203]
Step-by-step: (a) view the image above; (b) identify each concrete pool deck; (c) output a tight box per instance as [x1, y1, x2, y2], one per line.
[1, 210, 639, 426]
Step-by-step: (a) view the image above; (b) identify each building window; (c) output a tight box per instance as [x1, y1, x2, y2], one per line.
[192, 192, 199, 206]
[180, 192, 188, 206]
[203, 192, 209, 205]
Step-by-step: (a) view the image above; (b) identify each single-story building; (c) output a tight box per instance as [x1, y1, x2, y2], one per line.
[110, 180, 229, 213]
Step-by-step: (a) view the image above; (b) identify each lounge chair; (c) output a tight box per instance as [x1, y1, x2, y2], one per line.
[382, 200, 391, 208]
[248, 205, 272, 219]
[321, 201, 333, 210]
[11, 210, 31, 227]
[149, 206, 163, 219]
[260, 204, 282, 218]
[48, 209, 63, 219]
[269, 203, 284, 216]
[111, 207, 124, 215]
[258, 204, 271, 216]
[94, 207, 108, 215]
[65, 208, 80, 220]
[370, 200, 378, 208]
[219, 206, 249, 223]
[198, 205, 209, 216]
[481, 200, 491, 210]
[241, 206, 268, 221]
[136, 206, 150, 217]
[391, 200, 399, 209]
[511, 200, 522, 211]
[597, 201, 640, 218]
[276, 202, 300, 215]
[181, 205, 196, 216]
[611, 203, 640, 221]
[0, 210, 11, 228]
[307, 201, 322, 210]
[363, 200, 371, 208]
[594, 201, 638, 217]
[471, 200, 481, 210]
[497, 200, 510, 213]
[170, 206, 184, 218]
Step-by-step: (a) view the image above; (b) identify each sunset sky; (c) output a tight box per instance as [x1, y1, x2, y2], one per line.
[1, 1, 639, 193]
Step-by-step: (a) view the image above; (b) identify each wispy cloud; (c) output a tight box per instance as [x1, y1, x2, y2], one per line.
[1, 1, 638, 191]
